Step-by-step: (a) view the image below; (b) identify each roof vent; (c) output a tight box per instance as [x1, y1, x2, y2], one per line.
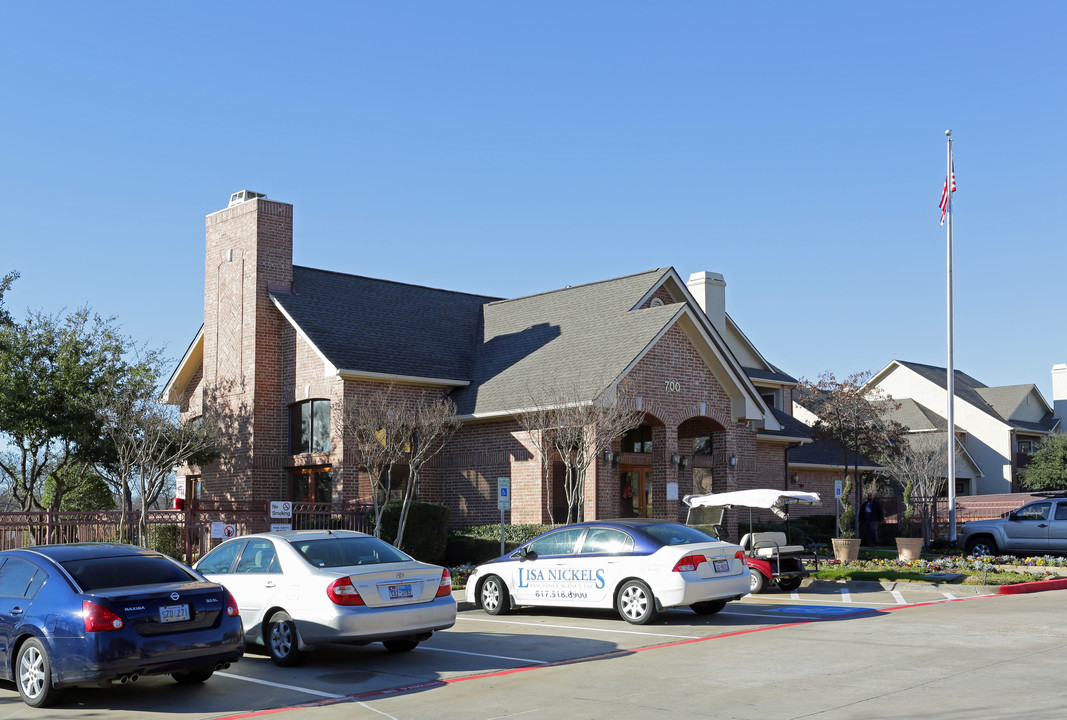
[228, 190, 266, 207]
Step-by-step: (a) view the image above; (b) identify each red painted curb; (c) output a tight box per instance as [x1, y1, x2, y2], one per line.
[998, 576, 1067, 595]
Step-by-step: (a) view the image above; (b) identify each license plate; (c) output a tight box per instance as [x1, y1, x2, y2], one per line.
[713, 559, 730, 573]
[160, 604, 190, 623]
[388, 584, 413, 600]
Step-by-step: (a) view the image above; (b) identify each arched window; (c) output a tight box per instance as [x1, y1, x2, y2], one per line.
[289, 399, 331, 454]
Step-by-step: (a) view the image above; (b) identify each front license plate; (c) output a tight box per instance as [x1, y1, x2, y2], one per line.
[160, 604, 190, 623]
[713, 559, 730, 573]
[388, 584, 413, 600]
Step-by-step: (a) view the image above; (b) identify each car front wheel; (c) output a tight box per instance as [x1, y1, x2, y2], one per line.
[749, 569, 766, 594]
[617, 580, 657, 624]
[966, 537, 998, 557]
[267, 611, 303, 667]
[480, 575, 510, 616]
[16, 638, 64, 708]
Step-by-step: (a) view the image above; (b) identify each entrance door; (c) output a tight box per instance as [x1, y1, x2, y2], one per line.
[620, 467, 653, 518]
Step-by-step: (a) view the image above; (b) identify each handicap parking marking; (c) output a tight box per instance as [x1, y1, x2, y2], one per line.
[762, 604, 878, 617]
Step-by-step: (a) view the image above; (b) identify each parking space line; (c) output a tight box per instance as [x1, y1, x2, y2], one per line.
[739, 595, 897, 606]
[420, 646, 548, 664]
[458, 615, 697, 639]
[840, 589, 852, 603]
[943, 592, 957, 600]
[891, 590, 906, 604]
[216, 671, 345, 699]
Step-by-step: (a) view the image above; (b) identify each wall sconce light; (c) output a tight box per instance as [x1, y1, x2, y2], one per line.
[728, 454, 737, 468]
[670, 452, 681, 466]
[603, 450, 613, 465]
[790, 473, 799, 485]
[679, 455, 688, 469]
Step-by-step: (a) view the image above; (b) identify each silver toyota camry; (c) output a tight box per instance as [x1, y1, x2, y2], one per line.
[196, 529, 456, 666]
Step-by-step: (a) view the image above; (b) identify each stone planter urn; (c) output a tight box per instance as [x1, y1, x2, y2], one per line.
[896, 537, 924, 562]
[831, 538, 860, 562]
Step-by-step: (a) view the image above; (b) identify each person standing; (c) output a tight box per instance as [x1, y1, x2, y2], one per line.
[860, 495, 884, 546]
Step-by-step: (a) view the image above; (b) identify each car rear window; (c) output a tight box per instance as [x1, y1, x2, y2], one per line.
[292, 537, 411, 568]
[643, 523, 717, 546]
[61, 556, 196, 591]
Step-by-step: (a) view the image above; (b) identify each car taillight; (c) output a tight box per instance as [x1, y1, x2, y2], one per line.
[225, 591, 240, 617]
[327, 576, 365, 606]
[672, 554, 708, 572]
[436, 569, 452, 598]
[735, 550, 746, 561]
[83, 600, 124, 632]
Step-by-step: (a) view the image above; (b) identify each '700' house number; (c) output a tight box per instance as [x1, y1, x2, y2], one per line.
[664, 381, 681, 392]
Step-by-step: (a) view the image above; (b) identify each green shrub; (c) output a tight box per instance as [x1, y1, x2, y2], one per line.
[375, 501, 451, 564]
[445, 523, 557, 565]
[148, 524, 184, 561]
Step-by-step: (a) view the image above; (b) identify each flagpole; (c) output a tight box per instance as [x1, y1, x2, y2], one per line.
[945, 129, 957, 542]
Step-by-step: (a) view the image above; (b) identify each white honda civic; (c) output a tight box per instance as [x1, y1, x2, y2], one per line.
[465, 519, 750, 624]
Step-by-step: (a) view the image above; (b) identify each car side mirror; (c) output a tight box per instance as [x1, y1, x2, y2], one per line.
[518, 547, 537, 561]
[1007, 512, 1018, 521]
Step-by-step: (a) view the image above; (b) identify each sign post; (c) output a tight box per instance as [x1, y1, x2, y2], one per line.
[497, 477, 511, 556]
[834, 480, 843, 535]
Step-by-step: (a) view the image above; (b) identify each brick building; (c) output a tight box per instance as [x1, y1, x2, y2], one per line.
[164, 192, 818, 535]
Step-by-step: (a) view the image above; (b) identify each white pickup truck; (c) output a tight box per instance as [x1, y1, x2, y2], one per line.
[959, 497, 1067, 556]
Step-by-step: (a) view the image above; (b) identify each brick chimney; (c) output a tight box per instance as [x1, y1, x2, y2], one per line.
[687, 271, 727, 337]
[203, 191, 293, 391]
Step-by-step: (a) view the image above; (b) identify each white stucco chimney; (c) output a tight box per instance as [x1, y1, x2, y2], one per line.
[687, 271, 727, 337]
[1053, 364, 1067, 428]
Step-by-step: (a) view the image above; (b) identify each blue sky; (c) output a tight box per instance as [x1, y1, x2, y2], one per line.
[2, 3, 1064, 403]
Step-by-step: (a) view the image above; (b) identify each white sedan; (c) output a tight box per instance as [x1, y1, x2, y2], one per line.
[196, 529, 456, 665]
[465, 519, 750, 624]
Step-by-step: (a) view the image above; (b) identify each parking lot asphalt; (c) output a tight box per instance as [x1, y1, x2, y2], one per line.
[4, 580, 1064, 720]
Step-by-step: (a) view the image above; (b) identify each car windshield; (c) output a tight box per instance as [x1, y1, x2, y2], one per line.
[643, 523, 717, 546]
[292, 537, 412, 568]
[61, 556, 196, 591]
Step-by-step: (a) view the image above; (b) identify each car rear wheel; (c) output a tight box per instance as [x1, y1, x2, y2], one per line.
[617, 580, 657, 624]
[777, 577, 802, 592]
[172, 669, 215, 684]
[749, 569, 767, 594]
[16, 638, 64, 708]
[966, 537, 998, 557]
[480, 575, 510, 616]
[267, 611, 303, 667]
[383, 639, 419, 652]
[690, 599, 728, 615]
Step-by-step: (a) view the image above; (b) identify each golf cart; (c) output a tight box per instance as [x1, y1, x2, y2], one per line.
[683, 489, 822, 594]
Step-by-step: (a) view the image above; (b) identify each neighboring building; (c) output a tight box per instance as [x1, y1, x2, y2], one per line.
[164, 192, 811, 536]
[866, 360, 1063, 495]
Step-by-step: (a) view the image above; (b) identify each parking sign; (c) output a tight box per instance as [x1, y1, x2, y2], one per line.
[497, 477, 511, 511]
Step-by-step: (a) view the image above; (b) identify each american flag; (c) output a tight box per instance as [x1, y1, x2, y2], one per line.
[939, 163, 956, 226]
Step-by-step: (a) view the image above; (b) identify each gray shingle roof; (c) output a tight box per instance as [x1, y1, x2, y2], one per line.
[895, 361, 1057, 432]
[271, 267, 498, 382]
[744, 366, 798, 384]
[877, 398, 950, 432]
[451, 269, 677, 416]
[759, 408, 813, 441]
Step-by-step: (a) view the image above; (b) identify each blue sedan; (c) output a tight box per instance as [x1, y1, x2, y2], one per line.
[0, 543, 244, 707]
[465, 519, 750, 624]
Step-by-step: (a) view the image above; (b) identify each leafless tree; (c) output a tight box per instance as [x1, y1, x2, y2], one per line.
[336, 384, 408, 538]
[517, 379, 643, 524]
[99, 381, 224, 545]
[880, 432, 957, 543]
[393, 396, 459, 549]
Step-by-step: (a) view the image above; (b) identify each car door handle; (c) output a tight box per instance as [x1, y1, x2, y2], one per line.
[264, 581, 277, 588]
[1039, 524, 1049, 528]
[9, 607, 22, 616]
